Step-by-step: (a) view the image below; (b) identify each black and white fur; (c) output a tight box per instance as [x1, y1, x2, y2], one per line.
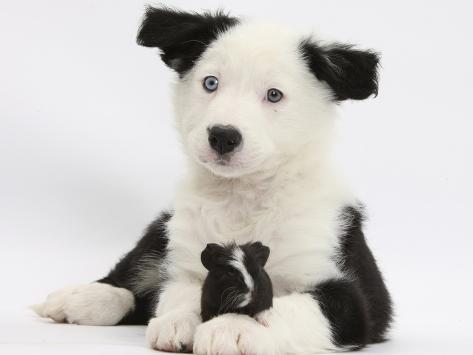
[201, 242, 273, 322]
[34, 6, 392, 354]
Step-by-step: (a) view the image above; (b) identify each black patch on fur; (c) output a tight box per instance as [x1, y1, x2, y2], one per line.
[137, 6, 239, 75]
[338, 206, 393, 343]
[98, 211, 171, 325]
[201, 242, 273, 322]
[300, 40, 380, 101]
[310, 279, 369, 349]
[307, 206, 393, 349]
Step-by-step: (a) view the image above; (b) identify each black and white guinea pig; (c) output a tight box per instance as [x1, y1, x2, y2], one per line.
[200, 242, 273, 322]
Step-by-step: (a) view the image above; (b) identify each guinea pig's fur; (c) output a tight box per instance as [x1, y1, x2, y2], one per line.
[200, 242, 273, 322]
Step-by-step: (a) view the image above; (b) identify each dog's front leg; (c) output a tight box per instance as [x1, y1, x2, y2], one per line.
[193, 293, 337, 355]
[255, 293, 336, 354]
[146, 279, 202, 352]
[193, 313, 276, 355]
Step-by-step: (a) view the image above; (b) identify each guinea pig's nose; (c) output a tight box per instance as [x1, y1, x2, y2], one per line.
[208, 125, 242, 155]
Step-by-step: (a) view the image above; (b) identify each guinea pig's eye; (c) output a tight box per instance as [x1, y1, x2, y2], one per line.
[203, 76, 219, 92]
[267, 88, 283, 103]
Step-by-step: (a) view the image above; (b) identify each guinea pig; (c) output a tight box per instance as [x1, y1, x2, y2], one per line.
[200, 242, 273, 322]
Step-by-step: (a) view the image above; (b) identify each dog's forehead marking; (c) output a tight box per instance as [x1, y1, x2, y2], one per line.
[198, 22, 305, 78]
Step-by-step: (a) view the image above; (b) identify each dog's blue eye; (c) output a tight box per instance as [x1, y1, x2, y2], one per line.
[267, 88, 283, 103]
[203, 76, 219, 92]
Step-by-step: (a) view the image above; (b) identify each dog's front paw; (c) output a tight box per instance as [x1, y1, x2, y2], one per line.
[32, 283, 134, 326]
[146, 311, 200, 352]
[193, 313, 276, 355]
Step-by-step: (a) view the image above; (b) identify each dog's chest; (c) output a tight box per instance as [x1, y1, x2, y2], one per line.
[168, 176, 344, 291]
[192, 189, 279, 244]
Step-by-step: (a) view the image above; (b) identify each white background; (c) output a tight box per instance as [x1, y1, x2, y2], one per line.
[1, 1, 472, 354]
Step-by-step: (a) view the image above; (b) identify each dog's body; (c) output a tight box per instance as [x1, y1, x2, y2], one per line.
[34, 7, 392, 354]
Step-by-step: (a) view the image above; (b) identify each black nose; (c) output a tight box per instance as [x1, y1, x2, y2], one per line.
[208, 125, 242, 155]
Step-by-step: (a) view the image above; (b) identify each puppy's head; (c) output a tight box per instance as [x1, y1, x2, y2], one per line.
[138, 6, 379, 178]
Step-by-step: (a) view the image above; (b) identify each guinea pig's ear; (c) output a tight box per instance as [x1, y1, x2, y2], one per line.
[249, 242, 270, 267]
[300, 39, 380, 101]
[201, 243, 224, 270]
[137, 6, 239, 75]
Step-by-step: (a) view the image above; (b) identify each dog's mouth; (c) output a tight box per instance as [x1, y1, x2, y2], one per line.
[197, 151, 247, 177]
[198, 151, 233, 166]
[215, 155, 231, 166]
[195, 142, 270, 178]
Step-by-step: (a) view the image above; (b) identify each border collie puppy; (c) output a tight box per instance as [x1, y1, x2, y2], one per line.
[34, 6, 393, 354]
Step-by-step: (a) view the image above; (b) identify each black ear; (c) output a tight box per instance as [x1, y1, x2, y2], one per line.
[249, 242, 270, 267]
[300, 39, 380, 101]
[201, 243, 225, 270]
[137, 6, 239, 75]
